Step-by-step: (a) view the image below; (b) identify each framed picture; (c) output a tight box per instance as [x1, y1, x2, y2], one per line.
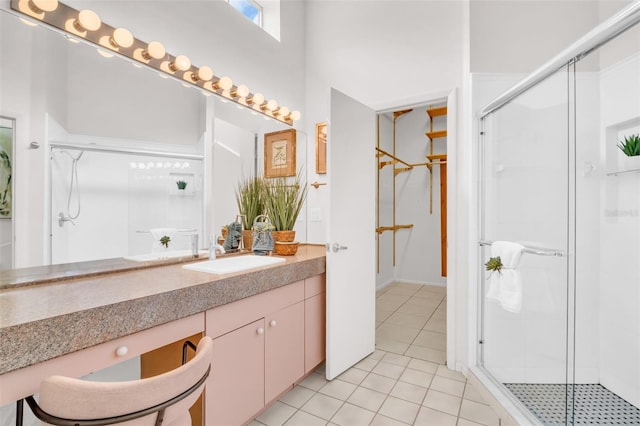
[264, 129, 296, 178]
[0, 117, 14, 219]
[315, 122, 327, 174]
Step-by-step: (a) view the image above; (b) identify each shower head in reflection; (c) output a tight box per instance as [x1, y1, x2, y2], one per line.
[57, 149, 84, 227]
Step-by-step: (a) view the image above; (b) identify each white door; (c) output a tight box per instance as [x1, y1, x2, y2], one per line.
[326, 89, 376, 380]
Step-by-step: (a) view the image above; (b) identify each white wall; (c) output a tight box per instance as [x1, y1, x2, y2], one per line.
[470, 0, 601, 73]
[598, 51, 640, 408]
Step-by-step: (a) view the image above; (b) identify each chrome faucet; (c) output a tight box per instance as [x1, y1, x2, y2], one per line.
[209, 236, 226, 260]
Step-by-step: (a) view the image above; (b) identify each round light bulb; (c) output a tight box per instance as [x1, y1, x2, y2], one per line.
[217, 76, 233, 91]
[278, 106, 290, 117]
[144, 41, 165, 60]
[235, 84, 250, 98]
[249, 92, 264, 106]
[29, 0, 58, 13]
[170, 55, 191, 72]
[196, 66, 213, 81]
[111, 28, 133, 48]
[266, 99, 278, 111]
[290, 111, 301, 121]
[75, 9, 101, 32]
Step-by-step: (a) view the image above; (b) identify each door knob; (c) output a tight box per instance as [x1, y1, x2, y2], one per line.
[331, 243, 348, 253]
[256, 327, 264, 335]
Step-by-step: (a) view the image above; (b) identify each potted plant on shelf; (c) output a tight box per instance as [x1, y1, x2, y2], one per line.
[263, 169, 308, 255]
[618, 133, 640, 170]
[235, 174, 266, 251]
[176, 180, 188, 190]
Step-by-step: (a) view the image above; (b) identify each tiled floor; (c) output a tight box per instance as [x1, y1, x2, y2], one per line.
[251, 282, 502, 426]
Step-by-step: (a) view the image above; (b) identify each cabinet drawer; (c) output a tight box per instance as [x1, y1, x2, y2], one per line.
[0, 313, 204, 405]
[305, 274, 326, 299]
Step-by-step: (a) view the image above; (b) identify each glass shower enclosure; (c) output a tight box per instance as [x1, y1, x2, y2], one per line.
[477, 2, 640, 424]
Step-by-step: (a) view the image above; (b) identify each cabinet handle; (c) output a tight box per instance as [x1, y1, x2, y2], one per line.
[256, 327, 264, 335]
[269, 320, 277, 327]
[115, 346, 128, 357]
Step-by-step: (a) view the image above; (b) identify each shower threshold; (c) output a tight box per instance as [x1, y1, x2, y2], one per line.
[504, 383, 640, 425]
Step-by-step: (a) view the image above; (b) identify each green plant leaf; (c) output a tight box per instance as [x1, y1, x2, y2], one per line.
[263, 169, 309, 231]
[485, 256, 503, 274]
[618, 133, 640, 157]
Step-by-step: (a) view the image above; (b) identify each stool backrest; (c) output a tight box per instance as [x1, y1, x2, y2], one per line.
[36, 336, 213, 426]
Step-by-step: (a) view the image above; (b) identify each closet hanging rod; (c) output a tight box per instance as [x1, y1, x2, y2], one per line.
[478, 240, 566, 257]
[376, 224, 414, 234]
[50, 142, 205, 160]
[375, 147, 413, 168]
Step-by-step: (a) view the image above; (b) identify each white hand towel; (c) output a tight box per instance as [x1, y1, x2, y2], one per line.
[486, 241, 525, 313]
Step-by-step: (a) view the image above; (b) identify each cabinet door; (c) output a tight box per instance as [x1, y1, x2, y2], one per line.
[207, 319, 265, 426]
[265, 302, 305, 403]
[305, 292, 326, 373]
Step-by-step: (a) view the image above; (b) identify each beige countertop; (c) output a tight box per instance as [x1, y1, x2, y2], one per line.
[0, 245, 326, 375]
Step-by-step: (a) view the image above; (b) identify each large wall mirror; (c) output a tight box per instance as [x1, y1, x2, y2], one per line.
[0, 7, 305, 275]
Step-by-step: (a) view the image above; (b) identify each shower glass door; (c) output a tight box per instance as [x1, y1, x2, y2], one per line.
[479, 66, 572, 424]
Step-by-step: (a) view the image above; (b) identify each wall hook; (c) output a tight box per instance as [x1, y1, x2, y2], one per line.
[310, 181, 327, 189]
[29, 141, 40, 149]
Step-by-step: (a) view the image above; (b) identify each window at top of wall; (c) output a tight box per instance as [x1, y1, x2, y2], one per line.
[227, 0, 263, 27]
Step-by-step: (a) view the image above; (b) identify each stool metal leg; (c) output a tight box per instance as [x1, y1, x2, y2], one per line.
[16, 399, 24, 426]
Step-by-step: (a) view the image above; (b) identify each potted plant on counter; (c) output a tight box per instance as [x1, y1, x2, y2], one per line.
[263, 169, 308, 255]
[235, 174, 266, 251]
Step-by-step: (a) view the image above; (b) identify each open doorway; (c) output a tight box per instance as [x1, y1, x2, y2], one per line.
[374, 98, 449, 365]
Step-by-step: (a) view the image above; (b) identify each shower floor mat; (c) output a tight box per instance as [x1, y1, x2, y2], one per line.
[504, 383, 640, 425]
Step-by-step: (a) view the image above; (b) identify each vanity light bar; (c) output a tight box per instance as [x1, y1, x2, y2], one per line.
[10, 0, 300, 125]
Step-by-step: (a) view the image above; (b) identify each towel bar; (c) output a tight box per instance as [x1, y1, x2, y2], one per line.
[479, 240, 566, 257]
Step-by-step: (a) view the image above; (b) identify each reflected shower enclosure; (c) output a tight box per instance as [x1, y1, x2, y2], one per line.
[50, 145, 204, 265]
[477, 6, 640, 425]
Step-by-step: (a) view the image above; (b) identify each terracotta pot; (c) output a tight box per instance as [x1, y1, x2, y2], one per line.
[274, 230, 296, 243]
[275, 241, 299, 256]
[242, 229, 253, 252]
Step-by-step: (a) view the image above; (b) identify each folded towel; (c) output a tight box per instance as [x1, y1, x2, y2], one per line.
[223, 222, 243, 251]
[486, 241, 525, 313]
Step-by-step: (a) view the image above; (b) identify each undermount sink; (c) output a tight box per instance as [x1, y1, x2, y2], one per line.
[124, 250, 208, 262]
[182, 255, 285, 274]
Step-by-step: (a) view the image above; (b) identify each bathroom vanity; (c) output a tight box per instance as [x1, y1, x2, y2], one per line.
[0, 245, 326, 424]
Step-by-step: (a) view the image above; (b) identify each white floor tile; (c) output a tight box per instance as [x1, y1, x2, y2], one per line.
[457, 418, 486, 426]
[435, 364, 466, 382]
[354, 357, 379, 371]
[337, 367, 369, 385]
[318, 379, 357, 401]
[390, 381, 428, 405]
[376, 323, 422, 344]
[413, 330, 447, 351]
[279, 385, 316, 408]
[413, 407, 458, 426]
[422, 389, 462, 416]
[381, 352, 412, 367]
[301, 393, 344, 421]
[375, 338, 410, 354]
[299, 373, 329, 391]
[360, 372, 397, 394]
[372, 361, 406, 380]
[405, 345, 446, 364]
[368, 350, 387, 360]
[463, 383, 488, 404]
[429, 376, 465, 397]
[330, 403, 376, 426]
[256, 401, 297, 426]
[399, 368, 434, 388]
[370, 414, 409, 426]
[378, 396, 420, 424]
[459, 399, 500, 426]
[284, 410, 328, 426]
[347, 386, 388, 412]
[385, 312, 429, 329]
[406, 358, 439, 374]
